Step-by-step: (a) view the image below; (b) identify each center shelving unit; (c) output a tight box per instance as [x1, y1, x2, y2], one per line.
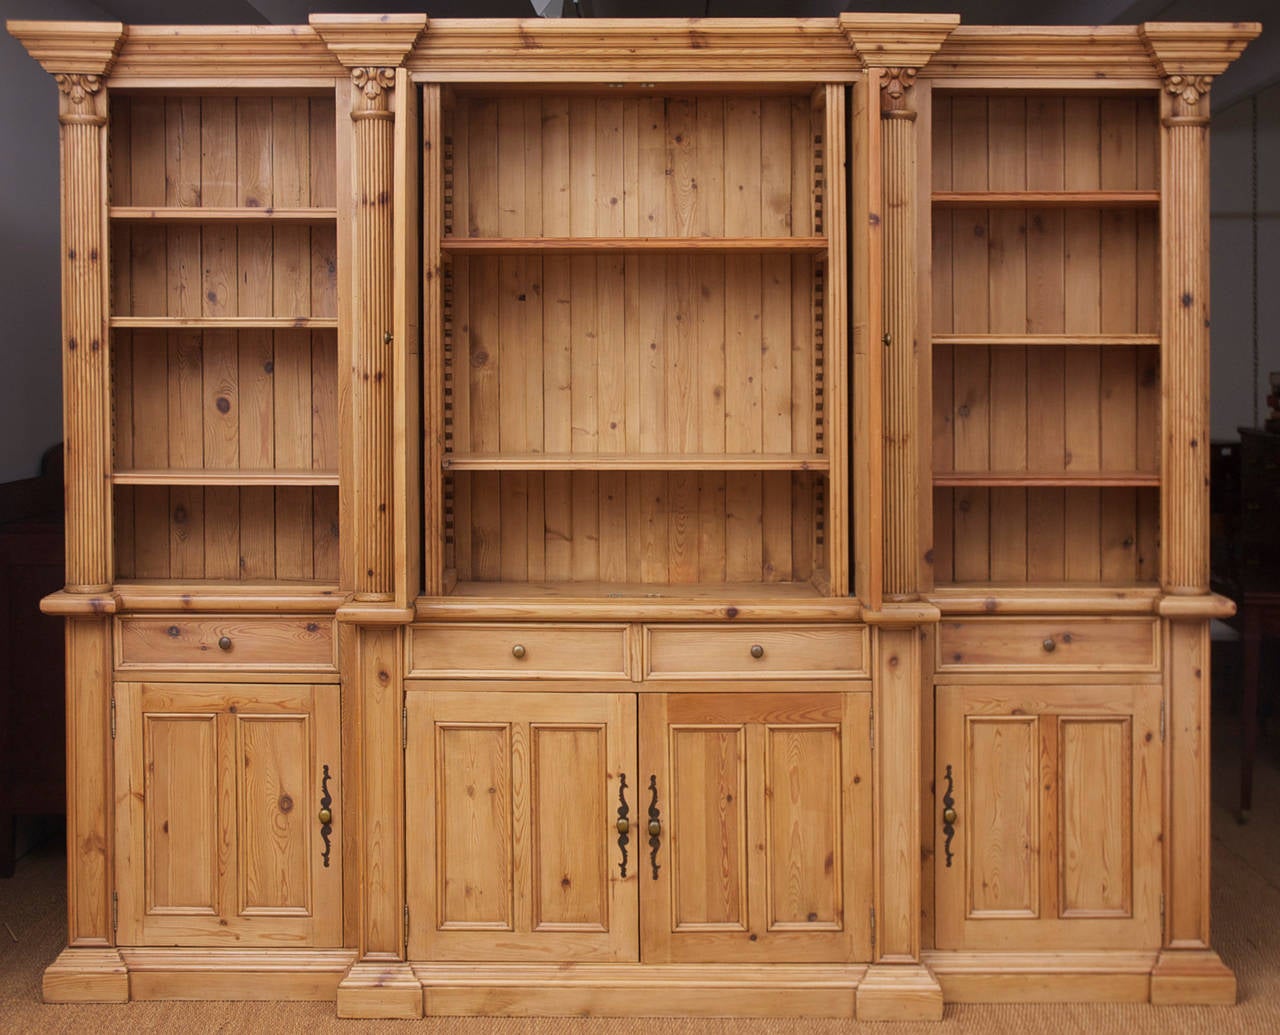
[435, 88, 846, 599]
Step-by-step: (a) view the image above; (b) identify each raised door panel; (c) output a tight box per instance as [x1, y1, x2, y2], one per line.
[407, 690, 638, 961]
[114, 682, 341, 947]
[640, 692, 871, 963]
[935, 684, 1160, 950]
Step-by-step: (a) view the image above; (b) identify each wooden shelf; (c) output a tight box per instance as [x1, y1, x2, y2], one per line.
[934, 472, 1159, 488]
[934, 334, 1161, 348]
[441, 236, 828, 255]
[113, 469, 339, 487]
[110, 317, 338, 330]
[443, 453, 829, 472]
[932, 191, 1159, 208]
[109, 206, 338, 223]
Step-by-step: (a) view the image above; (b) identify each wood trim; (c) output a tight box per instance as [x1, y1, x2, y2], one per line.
[107, 26, 340, 80]
[1139, 22, 1261, 78]
[839, 13, 959, 69]
[415, 591, 863, 623]
[108, 206, 337, 222]
[7, 20, 124, 76]
[442, 453, 830, 472]
[928, 586, 1161, 615]
[932, 191, 1159, 207]
[441, 236, 828, 254]
[309, 14, 426, 70]
[42, 947, 129, 1003]
[846, 79, 873, 604]
[120, 948, 357, 1002]
[407, 20, 861, 82]
[929, 26, 1162, 81]
[935, 334, 1160, 347]
[923, 949, 1157, 1003]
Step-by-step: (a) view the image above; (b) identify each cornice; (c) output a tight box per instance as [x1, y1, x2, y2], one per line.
[310, 13, 427, 69]
[406, 18, 858, 82]
[109, 25, 341, 80]
[6, 20, 124, 76]
[928, 25, 1159, 80]
[839, 13, 959, 69]
[1139, 22, 1260, 78]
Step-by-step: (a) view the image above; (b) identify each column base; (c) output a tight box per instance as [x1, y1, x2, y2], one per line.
[856, 962, 944, 1021]
[42, 947, 129, 1003]
[336, 960, 423, 1019]
[1150, 948, 1237, 1005]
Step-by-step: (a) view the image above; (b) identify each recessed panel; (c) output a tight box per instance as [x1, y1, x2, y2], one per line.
[531, 725, 609, 930]
[671, 725, 747, 930]
[1060, 717, 1133, 917]
[236, 713, 311, 915]
[966, 715, 1039, 918]
[145, 713, 219, 914]
[766, 725, 841, 929]
[438, 723, 513, 929]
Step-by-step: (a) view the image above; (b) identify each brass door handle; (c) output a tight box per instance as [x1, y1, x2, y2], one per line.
[942, 808, 957, 825]
[647, 775, 662, 880]
[319, 764, 333, 868]
[616, 817, 629, 835]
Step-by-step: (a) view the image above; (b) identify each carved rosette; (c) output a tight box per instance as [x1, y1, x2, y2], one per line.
[879, 67, 919, 121]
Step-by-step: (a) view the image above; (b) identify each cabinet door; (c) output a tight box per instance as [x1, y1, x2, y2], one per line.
[935, 684, 1162, 950]
[640, 692, 872, 963]
[114, 682, 341, 946]
[406, 690, 638, 961]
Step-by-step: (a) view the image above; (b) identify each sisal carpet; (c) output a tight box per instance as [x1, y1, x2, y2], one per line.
[1, 712, 1277, 1034]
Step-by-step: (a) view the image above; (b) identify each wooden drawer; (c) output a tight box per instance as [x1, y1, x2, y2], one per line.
[935, 617, 1159, 673]
[644, 624, 868, 679]
[408, 623, 631, 679]
[116, 615, 335, 671]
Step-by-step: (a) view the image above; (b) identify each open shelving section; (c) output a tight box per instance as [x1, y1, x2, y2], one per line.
[930, 92, 1162, 586]
[108, 93, 341, 583]
[436, 88, 844, 598]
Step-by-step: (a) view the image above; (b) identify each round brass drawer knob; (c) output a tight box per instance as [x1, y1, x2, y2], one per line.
[512, 644, 527, 660]
[750, 644, 765, 660]
[648, 819, 661, 838]
[318, 808, 333, 826]
[616, 817, 630, 835]
[218, 636, 233, 651]
[942, 808, 957, 825]
[1042, 638, 1056, 653]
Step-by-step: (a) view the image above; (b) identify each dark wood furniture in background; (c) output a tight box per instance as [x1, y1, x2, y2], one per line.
[0, 445, 65, 876]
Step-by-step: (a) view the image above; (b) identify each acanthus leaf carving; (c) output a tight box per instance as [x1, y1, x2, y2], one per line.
[53, 73, 101, 105]
[351, 66, 396, 101]
[879, 67, 918, 101]
[1166, 74, 1212, 107]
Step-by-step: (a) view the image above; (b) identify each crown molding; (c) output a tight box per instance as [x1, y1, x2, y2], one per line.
[7, 20, 124, 77]
[839, 13, 960, 70]
[1139, 22, 1261, 79]
[310, 13, 427, 69]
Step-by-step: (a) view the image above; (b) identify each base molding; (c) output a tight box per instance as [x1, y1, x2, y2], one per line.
[923, 950, 1159, 1003]
[336, 960, 424, 1019]
[42, 948, 129, 1003]
[856, 962, 944, 1021]
[412, 962, 866, 1018]
[120, 948, 356, 1001]
[1149, 948, 1237, 1005]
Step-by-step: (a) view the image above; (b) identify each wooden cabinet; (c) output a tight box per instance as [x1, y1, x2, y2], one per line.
[406, 690, 637, 961]
[640, 691, 872, 963]
[934, 683, 1162, 950]
[10, 12, 1253, 1020]
[113, 681, 342, 947]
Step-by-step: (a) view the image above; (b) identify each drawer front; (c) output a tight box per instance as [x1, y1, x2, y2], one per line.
[935, 618, 1159, 673]
[408, 624, 631, 679]
[116, 616, 335, 671]
[645, 624, 868, 679]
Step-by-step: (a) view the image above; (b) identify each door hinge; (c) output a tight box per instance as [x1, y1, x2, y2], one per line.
[110, 697, 116, 740]
[402, 704, 408, 751]
[1160, 699, 1166, 742]
[403, 903, 410, 949]
[869, 906, 876, 951]
[111, 890, 118, 932]
[869, 708, 874, 751]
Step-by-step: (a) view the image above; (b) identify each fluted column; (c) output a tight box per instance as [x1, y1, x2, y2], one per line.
[1159, 74, 1212, 595]
[880, 67, 921, 601]
[57, 73, 112, 593]
[350, 66, 397, 601]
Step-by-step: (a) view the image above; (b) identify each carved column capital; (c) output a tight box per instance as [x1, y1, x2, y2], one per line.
[351, 66, 396, 120]
[54, 73, 106, 125]
[1163, 74, 1212, 124]
[878, 67, 919, 120]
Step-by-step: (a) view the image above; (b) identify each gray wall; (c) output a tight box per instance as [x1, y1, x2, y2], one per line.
[1212, 83, 1280, 439]
[1, 0, 109, 483]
